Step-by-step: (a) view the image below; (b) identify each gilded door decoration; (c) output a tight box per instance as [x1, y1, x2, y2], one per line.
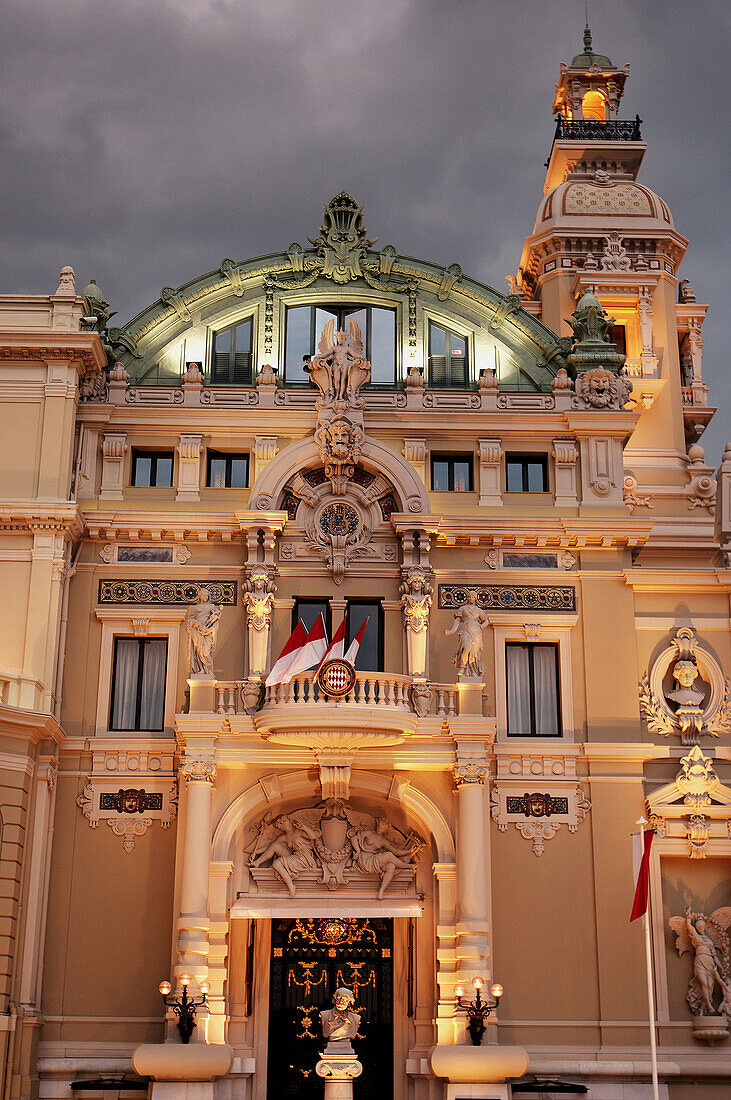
[268, 917, 392, 1100]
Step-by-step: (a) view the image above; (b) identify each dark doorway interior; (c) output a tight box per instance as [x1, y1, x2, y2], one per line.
[267, 917, 393, 1099]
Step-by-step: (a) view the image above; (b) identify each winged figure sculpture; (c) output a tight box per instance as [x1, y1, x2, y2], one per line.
[669, 907, 731, 1017]
[305, 317, 371, 408]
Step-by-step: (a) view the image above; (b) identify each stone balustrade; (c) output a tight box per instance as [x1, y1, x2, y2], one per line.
[213, 673, 459, 717]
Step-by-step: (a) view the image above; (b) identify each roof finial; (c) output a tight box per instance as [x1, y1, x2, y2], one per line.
[584, 2, 593, 53]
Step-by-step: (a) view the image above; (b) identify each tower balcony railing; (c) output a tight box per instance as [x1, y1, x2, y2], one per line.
[553, 115, 643, 142]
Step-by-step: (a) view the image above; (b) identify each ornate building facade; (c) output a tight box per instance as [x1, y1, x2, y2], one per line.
[0, 27, 729, 1100]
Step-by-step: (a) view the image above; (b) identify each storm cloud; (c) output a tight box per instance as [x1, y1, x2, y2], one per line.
[1, 0, 728, 452]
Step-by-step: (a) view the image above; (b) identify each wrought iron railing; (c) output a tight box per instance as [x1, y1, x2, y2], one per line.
[553, 115, 643, 142]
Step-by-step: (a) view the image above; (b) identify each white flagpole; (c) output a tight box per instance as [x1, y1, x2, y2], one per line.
[637, 816, 660, 1100]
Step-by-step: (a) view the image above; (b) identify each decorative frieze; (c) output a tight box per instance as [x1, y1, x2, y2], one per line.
[98, 579, 236, 605]
[439, 584, 576, 612]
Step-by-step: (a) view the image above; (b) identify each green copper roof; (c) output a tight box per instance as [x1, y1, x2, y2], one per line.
[571, 22, 613, 68]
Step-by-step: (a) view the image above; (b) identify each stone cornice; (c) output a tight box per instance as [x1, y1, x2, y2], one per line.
[82, 508, 245, 543]
[0, 703, 65, 746]
[0, 333, 106, 374]
[433, 516, 653, 548]
[0, 501, 84, 539]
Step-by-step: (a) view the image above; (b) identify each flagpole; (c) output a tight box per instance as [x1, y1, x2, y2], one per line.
[638, 816, 660, 1100]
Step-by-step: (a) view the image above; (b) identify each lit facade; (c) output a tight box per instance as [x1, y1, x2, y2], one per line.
[0, 28, 729, 1100]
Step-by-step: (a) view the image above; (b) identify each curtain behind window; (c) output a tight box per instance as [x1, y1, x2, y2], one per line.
[111, 639, 140, 730]
[533, 645, 559, 735]
[506, 644, 531, 735]
[140, 639, 167, 730]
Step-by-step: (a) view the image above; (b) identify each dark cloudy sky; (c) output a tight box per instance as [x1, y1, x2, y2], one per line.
[1, 0, 728, 455]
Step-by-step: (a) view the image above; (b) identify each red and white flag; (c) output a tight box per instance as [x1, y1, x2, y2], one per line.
[284, 614, 329, 680]
[630, 828, 655, 922]
[343, 616, 369, 665]
[317, 617, 348, 669]
[265, 619, 308, 687]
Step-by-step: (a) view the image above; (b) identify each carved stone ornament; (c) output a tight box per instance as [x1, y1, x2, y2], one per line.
[573, 366, 632, 410]
[646, 745, 731, 860]
[600, 232, 632, 272]
[491, 783, 591, 857]
[623, 474, 653, 512]
[668, 908, 731, 1042]
[245, 800, 424, 899]
[314, 416, 364, 495]
[303, 500, 374, 586]
[410, 680, 433, 718]
[179, 758, 217, 784]
[243, 567, 276, 677]
[400, 569, 433, 678]
[686, 444, 717, 515]
[307, 193, 376, 284]
[76, 775, 178, 853]
[453, 762, 488, 786]
[639, 627, 731, 745]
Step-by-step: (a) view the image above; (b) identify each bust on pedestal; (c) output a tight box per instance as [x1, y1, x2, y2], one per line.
[316, 987, 363, 1099]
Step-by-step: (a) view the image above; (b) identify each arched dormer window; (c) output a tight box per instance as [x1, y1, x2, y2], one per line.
[284, 304, 396, 385]
[581, 90, 606, 121]
[210, 318, 254, 385]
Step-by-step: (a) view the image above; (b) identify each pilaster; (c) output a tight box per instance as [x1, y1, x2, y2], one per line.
[176, 434, 203, 501]
[100, 431, 127, 500]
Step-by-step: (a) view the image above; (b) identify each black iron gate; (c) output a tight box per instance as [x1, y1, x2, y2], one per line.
[267, 917, 393, 1100]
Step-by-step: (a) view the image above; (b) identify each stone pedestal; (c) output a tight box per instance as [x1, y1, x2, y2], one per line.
[315, 1051, 362, 1099]
[457, 677, 485, 715]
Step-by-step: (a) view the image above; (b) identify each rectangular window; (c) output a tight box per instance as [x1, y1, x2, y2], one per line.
[505, 455, 548, 493]
[431, 454, 473, 492]
[293, 599, 331, 639]
[131, 450, 174, 487]
[206, 451, 249, 488]
[284, 305, 397, 385]
[211, 319, 254, 384]
[506, 642, 560, 736]
[110, 637, 168, 731]
[345, 601, 383, 672]
[428, 321, 468, 387]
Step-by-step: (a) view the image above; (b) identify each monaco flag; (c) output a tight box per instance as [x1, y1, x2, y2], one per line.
[283, 614, 329, 681]
[344, 616, 369, 665]
[317, 617, 348, 670]
[630, 828, 655, 922]
[264, 619, 308, 687]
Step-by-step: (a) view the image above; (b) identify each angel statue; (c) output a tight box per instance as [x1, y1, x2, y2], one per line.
[669, 907, 731, 1017]
[305, 318, 371, 408]
[248, 813, 321, 897]
[347, 816, 424, 900]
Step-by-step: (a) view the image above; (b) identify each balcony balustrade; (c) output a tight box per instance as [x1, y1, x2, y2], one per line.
[214, 671, 458, 721]
[553, 115, 642, 142]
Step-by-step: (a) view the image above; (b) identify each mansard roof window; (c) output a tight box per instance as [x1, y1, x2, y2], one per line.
[428, 321, 468, 388]
[210, 318, 254, 385]
[284, 304, 396, 385]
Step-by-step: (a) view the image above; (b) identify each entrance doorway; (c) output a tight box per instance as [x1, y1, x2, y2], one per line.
[267, 917, 393, 1099]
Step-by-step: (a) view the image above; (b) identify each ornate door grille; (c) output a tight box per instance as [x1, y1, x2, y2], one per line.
[267, 917, 393, 1099]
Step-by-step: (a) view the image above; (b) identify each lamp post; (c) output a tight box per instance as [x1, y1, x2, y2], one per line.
[158, 976, 209, 1044]
[454, 977, 504, 1046]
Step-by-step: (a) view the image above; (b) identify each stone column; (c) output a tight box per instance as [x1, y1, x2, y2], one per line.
[453, 751, 490, 979]
[176, 756, 216, 991]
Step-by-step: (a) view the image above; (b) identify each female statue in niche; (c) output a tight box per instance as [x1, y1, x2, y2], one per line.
[445, 591, 489, 677]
